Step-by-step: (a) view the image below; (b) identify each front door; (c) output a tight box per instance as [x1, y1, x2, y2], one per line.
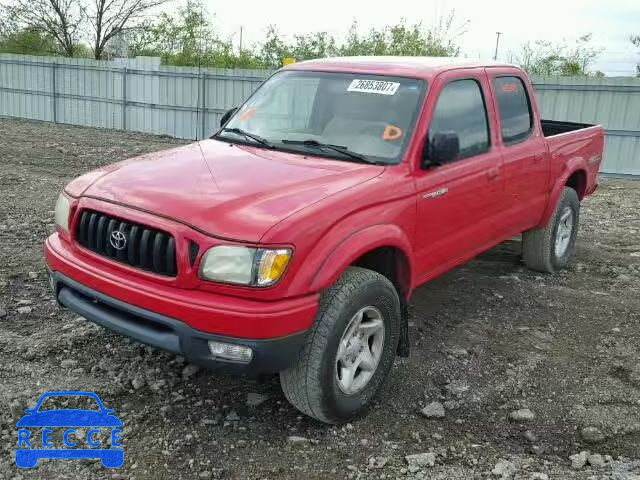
[413, 68, 505, 283]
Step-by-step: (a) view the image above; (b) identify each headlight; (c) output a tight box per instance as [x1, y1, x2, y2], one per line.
[199, 246, 292, 286]
[54, 193, 71, 234]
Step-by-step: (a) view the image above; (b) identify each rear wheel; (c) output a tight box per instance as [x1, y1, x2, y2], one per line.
[280, 267, 401, 424]
[523, 187, 580, 272]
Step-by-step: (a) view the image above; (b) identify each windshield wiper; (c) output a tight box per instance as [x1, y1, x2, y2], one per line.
[216, 128, 274, 148]
[281, 139, 381, 165]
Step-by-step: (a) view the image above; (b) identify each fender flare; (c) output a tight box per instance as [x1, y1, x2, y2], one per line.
[309, 224, 413, 295]
[539, 159, 588, 227]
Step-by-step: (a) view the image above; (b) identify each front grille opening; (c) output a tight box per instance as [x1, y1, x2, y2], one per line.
[76, 210, 177, 277]
[188, 240, 200, 267]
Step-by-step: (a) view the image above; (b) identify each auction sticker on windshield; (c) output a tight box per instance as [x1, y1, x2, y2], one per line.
[347, 79, 400, 95]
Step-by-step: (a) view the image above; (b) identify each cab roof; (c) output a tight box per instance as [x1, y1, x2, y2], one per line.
[285, 56, 520, 80]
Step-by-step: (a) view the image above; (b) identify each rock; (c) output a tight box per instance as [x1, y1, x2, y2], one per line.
[530, 474, 549, 480]
[446, 381, 469, 396]
[246, 392, 268, 407]
[420, 401, 445, 419]
[287, 436, 309, 443]
[523, 430, 537, 443]
[446, 347, 469, 358]
[28, 271, 38, 279]
[60, 359, 78, 369]
[226, 411, 239, 421]
[0, 306, 6, 318]
[149, 379, 166, 391]
[581, 426, 605, 443]
[182, 364, 200, 379]
[491, 459, 516, 478]
[587, 453, 605, 467]
[570, 451, 589, 469]
[9, 399, 25, 418]
[111, 474, 127, 480]
[17, 299, 32, 305]
[198, 472, 212, 479]
[17, 306, 32, 314]
[368, 456, 388, 469]
[131, 377, 144, 390]
[509, 408, 535, 422]
[405, 452, 436, 468]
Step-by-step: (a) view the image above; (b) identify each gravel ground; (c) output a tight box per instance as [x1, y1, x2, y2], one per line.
[0, 117, 639, 480]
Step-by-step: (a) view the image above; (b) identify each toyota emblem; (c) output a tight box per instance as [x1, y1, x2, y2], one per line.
[110, 230, 127, 250]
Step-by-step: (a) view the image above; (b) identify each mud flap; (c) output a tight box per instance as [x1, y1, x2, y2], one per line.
[396, 301, 410, 357]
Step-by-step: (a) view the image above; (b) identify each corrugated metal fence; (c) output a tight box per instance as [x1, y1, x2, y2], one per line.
[0, 54, 271, 140]
[1, 53, 639, 175]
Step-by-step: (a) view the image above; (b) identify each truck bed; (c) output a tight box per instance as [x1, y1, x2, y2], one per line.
[541, 119, 596, 137]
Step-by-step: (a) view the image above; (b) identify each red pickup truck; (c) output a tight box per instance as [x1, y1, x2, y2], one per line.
[45, 57, 604, 424]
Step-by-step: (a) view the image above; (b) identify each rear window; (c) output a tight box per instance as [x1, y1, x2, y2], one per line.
[493, 76, 533, 144]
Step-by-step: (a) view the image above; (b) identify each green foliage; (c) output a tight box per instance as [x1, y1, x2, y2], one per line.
[131, 8, 465, 69]
[129, 0, 263, 68]
[0, 27, 60, 55]
[517, 34, 602, 76]
[257, 14, 465, 69]
[338, 14, 464, 58]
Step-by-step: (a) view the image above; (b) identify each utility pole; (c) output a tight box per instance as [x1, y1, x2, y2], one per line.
[494, 32, 502, 61]
[239, 26, 243, 54]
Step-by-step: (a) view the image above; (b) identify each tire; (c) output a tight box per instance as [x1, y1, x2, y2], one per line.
[523, 187, 580, 273]
[280, 266, 401, 424]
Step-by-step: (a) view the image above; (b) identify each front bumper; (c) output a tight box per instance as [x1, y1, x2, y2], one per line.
[45, 233, 318, 373]
[50, 271, 308, 373]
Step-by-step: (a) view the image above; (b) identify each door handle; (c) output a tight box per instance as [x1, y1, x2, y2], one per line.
[487, 167, 500, 180]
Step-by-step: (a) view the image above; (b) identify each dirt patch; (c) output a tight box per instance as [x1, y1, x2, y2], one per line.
[1, 118, 639, 479]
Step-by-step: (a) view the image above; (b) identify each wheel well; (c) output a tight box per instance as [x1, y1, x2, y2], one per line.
[351, 246, 410, 300]
[566, 170, 587, 199]
[351, 246, 411, 358]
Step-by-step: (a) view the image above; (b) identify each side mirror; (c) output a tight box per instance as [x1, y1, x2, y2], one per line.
[422, 131, 460, 168]
[220, 107, 238, 127]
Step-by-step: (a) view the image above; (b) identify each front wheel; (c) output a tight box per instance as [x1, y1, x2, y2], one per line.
[523, 187, 580, 272]
[280, 267, 401, 424]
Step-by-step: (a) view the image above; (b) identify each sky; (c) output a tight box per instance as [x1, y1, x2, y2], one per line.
[195, 0, 640, 76]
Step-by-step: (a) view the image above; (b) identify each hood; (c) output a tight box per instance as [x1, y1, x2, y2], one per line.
[67, 139, 383, 242]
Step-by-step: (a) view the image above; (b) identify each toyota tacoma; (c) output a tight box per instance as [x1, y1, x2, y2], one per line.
[45, 57, 604, 423]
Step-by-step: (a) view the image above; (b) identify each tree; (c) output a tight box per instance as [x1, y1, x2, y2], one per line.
[2, 0, 83, 56]
[130, 0, 263, 68]
[632, 35, 640, 76]
[517, 34, 602, 76]
[82, 0, 170, 60]
[0, 26, 62, 55]
[339, 13, 466, 57]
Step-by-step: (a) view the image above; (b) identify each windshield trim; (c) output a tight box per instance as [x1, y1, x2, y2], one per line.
[213, 70, 428, 166]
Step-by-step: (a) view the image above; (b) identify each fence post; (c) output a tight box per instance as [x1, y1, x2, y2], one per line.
[200, 71, 207, 140]
[51, 61, 57, 123]
[122, 67, 128, 131]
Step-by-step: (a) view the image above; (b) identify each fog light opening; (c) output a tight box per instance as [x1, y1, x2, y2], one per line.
[208, 341, 253, 363]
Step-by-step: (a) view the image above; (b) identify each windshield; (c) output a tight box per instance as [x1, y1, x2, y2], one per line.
[217, 71, 426, 164]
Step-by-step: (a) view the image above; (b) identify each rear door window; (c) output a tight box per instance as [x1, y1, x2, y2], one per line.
[493, 76, 533, 145]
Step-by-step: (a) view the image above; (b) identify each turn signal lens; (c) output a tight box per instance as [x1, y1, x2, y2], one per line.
[256, 249, 291, 286]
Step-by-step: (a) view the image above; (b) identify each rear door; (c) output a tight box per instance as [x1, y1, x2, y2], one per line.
[412, 68, 505, 282]
[487, 69, 550, 234]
